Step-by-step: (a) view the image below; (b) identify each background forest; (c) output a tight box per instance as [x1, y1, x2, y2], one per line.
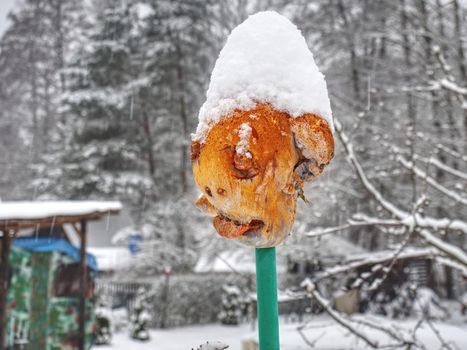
[0, 0, 467, 348]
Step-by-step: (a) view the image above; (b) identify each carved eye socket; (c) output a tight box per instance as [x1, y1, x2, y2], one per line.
[233, 151, 259, 179]
[222, 146, 259, 180]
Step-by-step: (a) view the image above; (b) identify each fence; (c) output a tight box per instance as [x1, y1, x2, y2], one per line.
[95, 273, 310, 328]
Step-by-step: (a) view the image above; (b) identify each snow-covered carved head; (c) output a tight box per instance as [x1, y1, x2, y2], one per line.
[191, 12, 334, 247]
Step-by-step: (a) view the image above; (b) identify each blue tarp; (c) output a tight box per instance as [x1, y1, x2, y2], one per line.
[12, 237, 98, 271]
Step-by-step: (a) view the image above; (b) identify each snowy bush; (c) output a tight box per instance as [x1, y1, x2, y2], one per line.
[147, 273, 251, 328]
[130, 287, 152, 341]
[218, 284, 242, 325]
[368, 283, 448, 319]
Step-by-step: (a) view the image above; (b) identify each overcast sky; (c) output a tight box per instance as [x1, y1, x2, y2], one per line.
[0, 0, 18, 36]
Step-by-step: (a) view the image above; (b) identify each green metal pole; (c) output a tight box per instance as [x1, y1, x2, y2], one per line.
[255, 247, 280, 350]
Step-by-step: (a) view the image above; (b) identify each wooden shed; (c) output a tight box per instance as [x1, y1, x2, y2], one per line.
[0, 201, 121, 350]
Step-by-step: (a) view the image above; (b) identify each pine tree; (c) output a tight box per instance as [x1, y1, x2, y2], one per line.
[0, 0, 85, 199]
[143, 0, 215, 195]
[219, 284, 242, 325]
[94, 299, 112, 345]
[130, 287, 151, 341]
[49, 0, 154, 212]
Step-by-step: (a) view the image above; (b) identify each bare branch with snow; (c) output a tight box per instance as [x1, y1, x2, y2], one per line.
[413, 154, 467, 182]
[301, 279, 379, 348]
[334, 118, 467, 266]
[314, 247, 437, 281]
[396, 155, 467, 206]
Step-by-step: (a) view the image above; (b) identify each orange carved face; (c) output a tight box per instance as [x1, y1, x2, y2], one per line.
[191, 103, 334, 247]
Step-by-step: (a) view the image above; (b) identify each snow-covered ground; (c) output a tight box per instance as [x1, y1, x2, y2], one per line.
[99, 315, 467, 350]
[100, 323, 250, 350]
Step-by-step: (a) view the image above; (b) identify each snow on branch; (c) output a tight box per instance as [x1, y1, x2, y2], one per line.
[305, 215, 404, 238]
[301, 280, 434, 349]
[391, 141, 467, 181]
[437, 144, 467, 163]
[301, 279, 379, 348]
[437, 72, 464, 96]
[305, 224, 355, 237]
[314, 247, 437, 281]
[432, 46, 467, 103]
[434, 79, 467, 97]
[408, 216, 467, 238]
[350, 317, 415, 348]
[334, 118, 467, 266]
[349, 213, 406, 231]
[413, 154, 467, 182]
[418, 229, 467, 266]
[334, 119, 407, 219]
[396, 154, 467, 206]
[435, 256, 467, 278]
[301, 281, 438, 349]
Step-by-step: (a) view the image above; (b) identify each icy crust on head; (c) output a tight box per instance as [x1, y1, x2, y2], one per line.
[194, 11, 333, 142]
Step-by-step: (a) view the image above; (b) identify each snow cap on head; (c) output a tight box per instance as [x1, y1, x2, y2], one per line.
[194, 11, 333, 142]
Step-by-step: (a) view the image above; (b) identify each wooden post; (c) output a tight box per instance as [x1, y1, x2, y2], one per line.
[78, 220, 87, 350]
[160, 267, 171, 329]
[0, 231, 12, 350]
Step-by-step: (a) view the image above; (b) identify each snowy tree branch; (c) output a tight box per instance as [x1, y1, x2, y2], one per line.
[305, 217, 404, 238]
[314, 247, 437, 281]
[301, 279, 379, 348]
[396, 154, 467, 205]
[413, 154, 467, 182]
[435, 256, 467, 278]
[437, 144, 467, 163]
[334, 118, 467, 266]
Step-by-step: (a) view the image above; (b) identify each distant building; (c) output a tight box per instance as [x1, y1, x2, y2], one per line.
[194, 234, 367, 276]
[13, 206, 134, 276]
[86, 207, 134, 276]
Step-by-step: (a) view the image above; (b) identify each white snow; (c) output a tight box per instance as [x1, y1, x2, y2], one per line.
[87, 247, 132, 271]
[439, 78, 467, 96]
[100, 324, 250, 350]
[196, 341, 229, 350]
[236, 123, 253, 158]
[194, 11, 333, 142]
[0, 201, 122, 220]
[133, 2, 154, 19]
[99, 317, 467, 350]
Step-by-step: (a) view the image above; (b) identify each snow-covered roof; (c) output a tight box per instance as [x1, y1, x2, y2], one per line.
[315, 246, 437, 280]
[196, 235, 367, 274]
[88, 246, 132, 272]
[282, 234, 367, 262]
[194, 11, 332, 142]
[0, 201, 122, 221]
[195, 248, 287, 274]
[345, 246, 436, 265]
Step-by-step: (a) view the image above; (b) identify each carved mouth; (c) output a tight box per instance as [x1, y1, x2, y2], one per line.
[213, 214, 264, 238]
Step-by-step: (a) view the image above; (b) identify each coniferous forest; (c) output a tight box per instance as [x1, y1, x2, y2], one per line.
[1, 0, 467, 348]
